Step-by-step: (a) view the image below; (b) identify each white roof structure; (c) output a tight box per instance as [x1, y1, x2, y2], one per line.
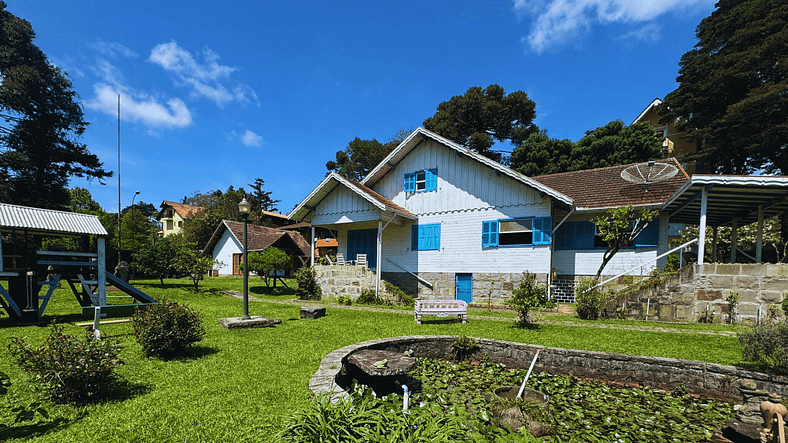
[0, 203, 108, 236]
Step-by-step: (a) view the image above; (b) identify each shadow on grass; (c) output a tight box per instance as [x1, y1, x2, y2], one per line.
[250, 285, 296, 297]
[0, 416, 85, 441]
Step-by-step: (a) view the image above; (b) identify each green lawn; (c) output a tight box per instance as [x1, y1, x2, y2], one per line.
[0, 276, 744, 442]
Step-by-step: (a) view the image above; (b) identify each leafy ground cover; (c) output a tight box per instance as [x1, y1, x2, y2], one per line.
[0, 276, 743, 442]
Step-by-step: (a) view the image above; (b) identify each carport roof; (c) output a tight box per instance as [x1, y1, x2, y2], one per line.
[663, 175, 788, 227]
[0, 203, 108, 236]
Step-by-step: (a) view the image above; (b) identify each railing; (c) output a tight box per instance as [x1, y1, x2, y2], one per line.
[385, 258, 432, 288]
[588, 238, 699, 292]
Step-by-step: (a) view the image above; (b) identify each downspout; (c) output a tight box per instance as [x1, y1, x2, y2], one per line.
[548, 206, 575, 299]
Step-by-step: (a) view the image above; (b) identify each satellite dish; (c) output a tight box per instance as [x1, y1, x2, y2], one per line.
[620, 161, 678, 191]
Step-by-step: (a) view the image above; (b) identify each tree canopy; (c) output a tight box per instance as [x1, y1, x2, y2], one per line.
[0, 2, 110, 209]
[325, 129, 411, 181]
[423, 84, 539, 162]
[510, 121, 664, 176]
[660, 0, 788, 174]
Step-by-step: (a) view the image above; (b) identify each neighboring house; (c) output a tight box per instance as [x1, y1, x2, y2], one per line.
[202, 220, 311, 276]
[278, 221, 338, 257]
[633, 98, 697, 170]
[288, 128, 688, 303]
[260, 210, 296, 227]
[157, 201, 206, 237]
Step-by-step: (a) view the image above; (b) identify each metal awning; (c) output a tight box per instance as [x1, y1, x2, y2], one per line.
[663, 175, 788, 227]
[0, 203, 108, 236]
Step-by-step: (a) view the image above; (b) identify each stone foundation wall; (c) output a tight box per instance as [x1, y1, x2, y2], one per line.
[626, 264, 788, 323]
[310, 336, 788, 404]
[382, 271, 548, 302]
[314, 265, 379, 299]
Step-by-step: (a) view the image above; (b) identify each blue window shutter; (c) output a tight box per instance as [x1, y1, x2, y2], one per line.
[426, 168, 438, 191]
[404, 173, 415, 192]
[431, 224, 440, 250]
[411, 225, 418, 250]
[634, 219, 659, 247]
[482, 221, 498, 247]
[533, 217, 553, 245]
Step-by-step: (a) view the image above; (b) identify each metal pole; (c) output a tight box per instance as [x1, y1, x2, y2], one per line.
[242, 213, 250, 320]
[117, 94, 121, 265]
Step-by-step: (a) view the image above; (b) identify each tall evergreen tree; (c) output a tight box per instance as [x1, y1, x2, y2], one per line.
[0, 2, 110, 209]
[661, 0, 788, 174]
[423, 84, 539, 162]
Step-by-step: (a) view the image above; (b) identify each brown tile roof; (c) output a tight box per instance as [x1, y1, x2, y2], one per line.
[348, 180, 413, 216]
[531, 159, 689, 210]
[278, 221, 311, 230]
[316, 238, 338, 248]
[160, 201, 206, 219]
[261, 210, 288, 220]
[223, 221, 311, 256]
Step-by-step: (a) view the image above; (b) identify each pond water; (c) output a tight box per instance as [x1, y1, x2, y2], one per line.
[343, 357, 735, 442]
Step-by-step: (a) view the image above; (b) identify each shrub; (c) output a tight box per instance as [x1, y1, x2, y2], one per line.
[505, 272, 552, 327]
[575, 278, 608, 320]
[8, 323, 124, 403]
[781, 293, 788, 317]
[727, 290, 739, 324]
[698, 305, 716, 324]
[295, 266, 322, 300]
[384, 281, 415, 306]
[738, 322, 788, 374]
[450, 335, 479, 361]
[132, 300, 205, 359]
[665, 254, 681, 272]
[336, 295, 352, 306]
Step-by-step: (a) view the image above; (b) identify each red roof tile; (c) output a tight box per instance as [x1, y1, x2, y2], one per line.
[160, 201, 206, 219]
[223, 221, 311, 256]
[348, 181, 413, 216]
[531, 159, 689, 210]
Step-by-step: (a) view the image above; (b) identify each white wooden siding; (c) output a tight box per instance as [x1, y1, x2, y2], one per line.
[553, 248, 658, 277]
[312, 185, 380, 225]
[376, 139, 547, 215]
[212, 229, 239, 275]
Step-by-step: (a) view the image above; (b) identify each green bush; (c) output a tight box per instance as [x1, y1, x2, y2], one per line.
[575, 278, 608, 320]
[504, 272, 552, 328]
[131, 300, 205, 359]
[8, 323, 124, 403]
[384, 281, 415, 307]
[357, 289, 382, 305]
[738, 321, 788, 374]
[727, 290, 739, 324]
[450, 335, 479, 361]
[295, 266, 322, 300]
[336, 295, 352, 306]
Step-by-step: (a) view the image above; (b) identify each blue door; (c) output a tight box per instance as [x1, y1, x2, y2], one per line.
[347, 229, 377, 269]
[455, 273, 473, 303]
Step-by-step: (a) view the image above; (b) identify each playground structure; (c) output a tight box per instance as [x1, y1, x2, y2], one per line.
[0, 203, 156, 323]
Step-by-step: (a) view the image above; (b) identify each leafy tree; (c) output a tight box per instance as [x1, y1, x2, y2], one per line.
[423, 84, 538, 162]
[132, 236, 179, 285]
[247, 247, 291, 287]
[121, 207, 157, 255]
[660, 0, 788, 174]
[510, 121, 664, 176]
[0, 2, 111, 210]
[173, 241, 218, 290]
[592, 205, 659, 280]
[326, 130, 411, 181]
[68, 187, 102, 213]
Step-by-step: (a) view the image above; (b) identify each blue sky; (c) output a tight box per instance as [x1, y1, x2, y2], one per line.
[7, 0, 716, 215]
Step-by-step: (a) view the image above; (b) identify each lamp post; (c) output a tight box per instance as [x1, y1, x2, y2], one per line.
[238, 198, 251, 320]
[130, 191, 140, 253]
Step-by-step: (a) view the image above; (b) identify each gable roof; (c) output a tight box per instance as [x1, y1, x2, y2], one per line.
[531, 158, 689, 211]
[0, 203, 108, 236]
[632, 98, 662, 125]
[288, 172, 415, 222]
[159, 201, 206, 220]
[361, 127, 574, 208]
[202, 220, 311, 256]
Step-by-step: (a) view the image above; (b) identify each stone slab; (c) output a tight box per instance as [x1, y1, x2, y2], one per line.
[347, 350, 417, 377]
[301, 306, 327, 319]
[217, 316, 282, 329]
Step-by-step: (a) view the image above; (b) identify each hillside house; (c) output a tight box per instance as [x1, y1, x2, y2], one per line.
[157, 201, 206, 237]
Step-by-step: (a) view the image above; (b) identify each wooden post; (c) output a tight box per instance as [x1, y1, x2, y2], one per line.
[698, 186, 708, 265]
[711, 226, 718, 263]
[376, 220, 382, 298]
[97, 237, 107, 307]
[730, 218, 738, 263]
[756, 204, 764, 263]
[310, 225, 315, 267]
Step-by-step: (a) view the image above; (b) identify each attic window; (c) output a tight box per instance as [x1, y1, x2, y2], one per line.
[404, 168, 438, 192]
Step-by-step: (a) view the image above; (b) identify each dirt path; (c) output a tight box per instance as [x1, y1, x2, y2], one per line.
[222, 291, 738, 337]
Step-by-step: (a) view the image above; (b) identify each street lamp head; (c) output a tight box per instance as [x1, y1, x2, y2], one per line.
[238, 198, 251, 216]
[135, 190, 140, 195]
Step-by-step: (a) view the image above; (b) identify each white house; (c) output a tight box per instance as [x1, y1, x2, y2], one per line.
[203, 220, 311, 276]
[288, 128, 687, 302]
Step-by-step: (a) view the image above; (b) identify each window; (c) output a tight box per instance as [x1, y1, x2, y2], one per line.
[482, 217, 552, 247]
[404, 168, 437, 192]
[411, 224, 440, 251]
[554, 220, 660, 250]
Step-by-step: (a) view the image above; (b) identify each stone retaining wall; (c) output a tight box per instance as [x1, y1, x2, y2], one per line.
[382, 271, 548, 301]
[627, 264, 788, 322]
[310, 336, 788, 404]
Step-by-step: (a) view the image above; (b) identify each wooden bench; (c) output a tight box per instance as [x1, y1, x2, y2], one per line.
[414, 299, 468, 325]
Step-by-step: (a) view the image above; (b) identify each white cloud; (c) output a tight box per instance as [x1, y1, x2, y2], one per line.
[148, 41, 258, 106]
[92, 41, 138, 59]
[241, 130, 263, 147]
[514, 0, 714, 53]
[86, 83, 193, 129]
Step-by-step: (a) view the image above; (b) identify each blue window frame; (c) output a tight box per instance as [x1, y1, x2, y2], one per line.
[482, 217, 552, 247]
[555, 219, 660, 250]
[411, 224, 441, 251]
[404, 168, 437, 193]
